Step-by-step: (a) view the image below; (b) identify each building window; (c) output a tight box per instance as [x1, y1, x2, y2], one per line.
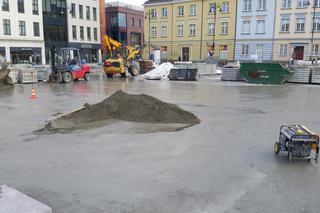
[138, 19, 142, 27]
[256, 20, 265, 33]
[282, 0, 292, 8]
[281, 18, 290, 32]
[71, 3, 76, 18]
[209, 3, 216, 13]
[280, 44, 288, 56]
[94, 28, 98, 41]
[189, 23, 196, 36]
[312, 45, 319, 56]
[151, 9, 157, 18]
[72, 25, 77, 40]
[161, 25, 167, 37]
[243, 0, 252, 11]
[131, 18, 134, 27]
[86, 6, 90, 20]
[87, 27, 91, 41]
[242, 21, 251, 34]
[151, 26, 157, 37]
[222, 22, 229, 34]
[314, 18, 320, 31]
[32, 0, 38, 15]
[162, 8, 167, 17]
[18, 0, 24, 13]
[242, 45, 249, 55]
[178, 6, 184, 16]
[3, 19, 11, 35]
[297, 0, 308, 8]
[257, 0, 266, 10]
[221, 2, 230, 12]
[315, 0, 320, 7]
[296, 18, 305, 32]
[2, 0, 9, 11]
[79, 5, 83, 19]
[208, 23, 215, 35]
[93, 7, 97, 21]
[33, 22, 40, 37]
[19, 20, 26, 36]
[177, 24, 183, 36]
[80, 26, 84, 40]
[190, 4, 196, 16]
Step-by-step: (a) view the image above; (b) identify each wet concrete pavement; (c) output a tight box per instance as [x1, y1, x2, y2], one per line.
[1, 76, 320, 213]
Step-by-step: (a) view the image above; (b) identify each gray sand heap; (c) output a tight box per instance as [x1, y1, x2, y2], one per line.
[44, 90, 200, 133]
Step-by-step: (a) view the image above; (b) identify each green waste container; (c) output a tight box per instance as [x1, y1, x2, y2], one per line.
[240, 63, 293, 85]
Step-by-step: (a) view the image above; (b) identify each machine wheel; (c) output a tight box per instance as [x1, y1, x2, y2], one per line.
[84, 72, 90, 81]
[274, 142, 281, 155]
[129, 61, 140, 76]
[106, 73, 113, 78]
[121, 72, 127, 78]
[62, 72, 73, 83]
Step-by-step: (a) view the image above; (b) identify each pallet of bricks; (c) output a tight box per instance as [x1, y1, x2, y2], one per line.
[288, 66, 320, 84]
[10, 65, 38, 84]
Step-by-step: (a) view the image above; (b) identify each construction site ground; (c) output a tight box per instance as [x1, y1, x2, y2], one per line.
[1, 75, 320, 213]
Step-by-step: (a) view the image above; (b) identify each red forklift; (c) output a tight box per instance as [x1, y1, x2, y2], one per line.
[50, 47, 91, 83]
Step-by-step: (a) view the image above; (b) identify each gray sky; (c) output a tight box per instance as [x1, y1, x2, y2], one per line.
[105, 0, 146, 6]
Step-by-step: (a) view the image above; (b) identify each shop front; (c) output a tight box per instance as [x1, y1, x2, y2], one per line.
[10, 47, 42, 65]
[69, 43, 100, 63]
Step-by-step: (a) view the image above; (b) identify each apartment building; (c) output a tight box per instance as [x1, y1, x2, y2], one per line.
[273, 0, 320, 62]
[68, 0, 101, 63]
[235, 0, 277, 62]
[0, 0, 45, 64]
[144, 0, 237, 62]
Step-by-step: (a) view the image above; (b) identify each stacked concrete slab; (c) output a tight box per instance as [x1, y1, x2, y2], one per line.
[0, 185, 52, 213]
[221, 67, 243, 81]
[287, 66, 311, 84]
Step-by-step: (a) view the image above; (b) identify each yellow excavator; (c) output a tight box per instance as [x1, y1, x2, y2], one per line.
[103, 35, 141, 78]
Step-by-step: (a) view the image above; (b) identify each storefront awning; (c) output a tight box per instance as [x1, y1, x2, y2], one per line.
[10, 47, 41, 53]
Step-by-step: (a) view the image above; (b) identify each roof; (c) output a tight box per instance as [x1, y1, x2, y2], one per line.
[144, 0, 173, 5]
[106, 1, 144, 11]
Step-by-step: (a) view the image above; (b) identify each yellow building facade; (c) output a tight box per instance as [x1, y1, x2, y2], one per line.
[144, 0, 237, 62]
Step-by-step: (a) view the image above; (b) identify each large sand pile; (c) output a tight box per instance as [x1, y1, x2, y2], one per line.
[43, 90, 200, 133]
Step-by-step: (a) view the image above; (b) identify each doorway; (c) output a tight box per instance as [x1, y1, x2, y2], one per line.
[256, 44, 263, 62]
[182, 47, 190, 61]
[294, 46, 304, 60]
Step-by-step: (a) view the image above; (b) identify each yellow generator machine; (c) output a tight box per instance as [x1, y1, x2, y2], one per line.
[103, 35, 141, 78]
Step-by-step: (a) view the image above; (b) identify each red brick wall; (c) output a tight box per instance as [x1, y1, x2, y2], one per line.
[99, 0, 106, 58]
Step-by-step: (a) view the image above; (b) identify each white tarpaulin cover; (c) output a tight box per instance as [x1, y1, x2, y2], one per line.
[141, 62, 175, 80]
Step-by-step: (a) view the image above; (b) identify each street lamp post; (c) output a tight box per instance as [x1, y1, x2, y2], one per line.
[210, 4, 221, 56]
[145, 10, 151, 57]
[308, 1, 317, 61]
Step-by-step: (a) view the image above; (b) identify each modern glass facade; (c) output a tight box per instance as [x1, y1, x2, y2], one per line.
[42, 0, 68, 64]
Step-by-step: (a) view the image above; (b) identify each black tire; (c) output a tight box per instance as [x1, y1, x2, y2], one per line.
[62, 72, 73, 83]
[121, 71, 127, 78]
[274, 142, 280, 155]
[106, 73, 113, 78]
[84, 72, 90, 81]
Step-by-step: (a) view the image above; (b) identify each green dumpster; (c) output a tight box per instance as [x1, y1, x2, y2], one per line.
[240, 63, 293, 85]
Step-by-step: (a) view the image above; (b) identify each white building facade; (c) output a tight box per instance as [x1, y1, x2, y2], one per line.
[0, 0, 45, 64]
[67, 0, 101, 63]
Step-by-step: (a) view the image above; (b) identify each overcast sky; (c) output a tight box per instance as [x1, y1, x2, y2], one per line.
[105, 0, 146, 6]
